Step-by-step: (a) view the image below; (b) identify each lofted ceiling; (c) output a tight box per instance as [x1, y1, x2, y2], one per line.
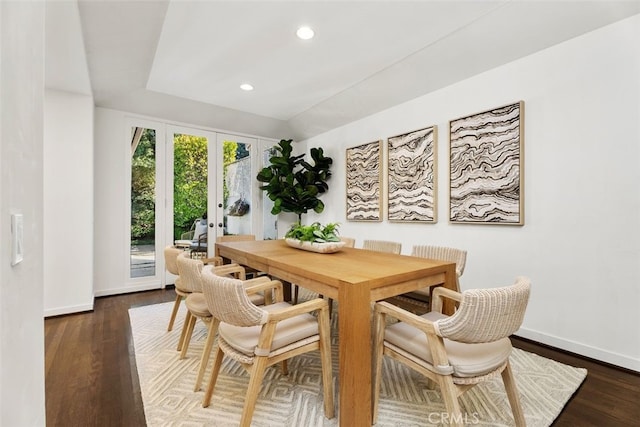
[46, 0, 640, 140]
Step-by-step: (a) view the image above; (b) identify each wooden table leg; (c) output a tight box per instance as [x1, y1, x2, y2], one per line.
[248, 272, 292, 302]
[337, 283, 372, 426]
[282, 280, 292, 302]
[442, 264, 458, 315]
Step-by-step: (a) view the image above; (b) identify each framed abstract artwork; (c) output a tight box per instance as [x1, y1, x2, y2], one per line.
[346, 140, 382, 221]
[387, 125, 437, 222]
[449, 101, 524, 225]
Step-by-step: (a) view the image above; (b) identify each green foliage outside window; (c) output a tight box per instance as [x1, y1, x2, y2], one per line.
[131, 132, 242, 243]
[173, 134, 209, 240]
[172, 136, 239, 240]
[131, 129, 156, 243]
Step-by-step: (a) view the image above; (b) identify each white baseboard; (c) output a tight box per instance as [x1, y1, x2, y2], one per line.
[44, 302, 94, 317]
[517, 327, 639, 372]
[94, 282, 161, 297]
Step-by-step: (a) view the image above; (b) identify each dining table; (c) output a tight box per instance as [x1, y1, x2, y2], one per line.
[215, 239, 457, 427]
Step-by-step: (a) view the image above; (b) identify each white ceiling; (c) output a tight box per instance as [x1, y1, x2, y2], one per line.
[46, 0, 640, 140]
[147, 1, 508, 120]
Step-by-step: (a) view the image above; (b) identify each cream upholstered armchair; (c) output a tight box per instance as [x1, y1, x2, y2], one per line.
[362, 239, 402, 254]
[167, 249, 223, 335]
[164, 246, 184, 331]
[173, 251, 223, 351]
[215, 234, 264, 278]
[373, 277, 531, 427]
[176, 253, 269, 392]
[407, 245, 467, 305]
[200, 266, 334, 427]
[339, 236, 356, 248]
[175, 252, 255, 354]
[176, 217, 209, 258]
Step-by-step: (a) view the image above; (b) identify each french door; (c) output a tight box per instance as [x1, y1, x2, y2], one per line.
[164, 125, 217, 286]
[126, 120, 214, 288]
[127, 119, 273, 289]
[128, 119, 165, 287]
[215, 133, 258, 239]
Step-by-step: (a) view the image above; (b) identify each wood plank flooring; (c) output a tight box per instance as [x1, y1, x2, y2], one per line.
[45, 289, 640, 426]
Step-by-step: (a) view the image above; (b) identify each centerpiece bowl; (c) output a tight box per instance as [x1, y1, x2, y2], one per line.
[285, 238, 346, 254]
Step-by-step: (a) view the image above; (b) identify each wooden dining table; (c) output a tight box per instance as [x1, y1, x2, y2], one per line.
[215, 239, 457, 427]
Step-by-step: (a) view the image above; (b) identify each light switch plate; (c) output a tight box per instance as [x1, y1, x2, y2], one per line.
[11, 213, 23, 266]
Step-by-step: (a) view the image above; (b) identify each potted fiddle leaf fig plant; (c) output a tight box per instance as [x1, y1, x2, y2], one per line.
[256, 139, 333, 224]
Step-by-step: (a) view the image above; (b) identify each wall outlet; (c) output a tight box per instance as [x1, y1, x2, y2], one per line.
[11, 213, 24, 266]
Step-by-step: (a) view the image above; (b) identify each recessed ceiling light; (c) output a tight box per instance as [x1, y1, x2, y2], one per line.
[296, 26, 314, 40]
[240, 83, 254, 91]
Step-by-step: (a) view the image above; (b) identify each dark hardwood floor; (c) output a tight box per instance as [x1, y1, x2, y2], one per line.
[45, 289, 640, 426]
[45, 289, 175, 426]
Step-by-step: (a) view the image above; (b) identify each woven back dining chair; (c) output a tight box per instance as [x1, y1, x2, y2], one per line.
[200, 266, 335, 426]
[175, 252, 251, 354]
[176, 252, 272, 392]
[362, 239, 402, 254]
[407, 245, 468, 306]
[340, 236, 356, 248]
[165, 245, 185, 332]
[216, 234, 266, 278]
[372, 277, 531, 427]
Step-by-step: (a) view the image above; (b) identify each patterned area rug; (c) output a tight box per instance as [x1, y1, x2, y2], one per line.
[129, 299, 586, 427]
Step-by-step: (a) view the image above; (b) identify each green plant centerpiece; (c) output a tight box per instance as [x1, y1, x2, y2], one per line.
[285, 222, 340, 243]
[284, 222, 345, 253]
[256, 139, 333, 223]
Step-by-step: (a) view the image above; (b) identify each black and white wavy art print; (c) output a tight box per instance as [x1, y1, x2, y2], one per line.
[346, 140, 382, 221]
[450, 101, 524, 224]
[388, 126, 437, 222]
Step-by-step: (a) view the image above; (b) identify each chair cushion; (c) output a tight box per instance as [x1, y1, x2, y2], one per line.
[219, 302, 319, 356]
[384, 312, 512, 378]
[411, 288, 430, 297]
[247, 292, 265, 306]
[174, 277, 190, 296]
[185, 293, 210, 318]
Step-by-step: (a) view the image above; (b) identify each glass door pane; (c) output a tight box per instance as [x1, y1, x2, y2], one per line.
[172, 133, 208, 243]
[216, 134, 257, 238]
[165, 126, 214, 284]
[262, 145, 278, 239]
[130, 126, 157, 278]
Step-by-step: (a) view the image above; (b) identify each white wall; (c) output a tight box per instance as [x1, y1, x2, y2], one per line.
[0, 1, 46, 425]
[94, 108, 139, 296]
[303, 15, 640, 371]
[44, 89, 94, 316]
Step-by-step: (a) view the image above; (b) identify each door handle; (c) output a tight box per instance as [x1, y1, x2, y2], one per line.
[209, 222, 214, 228]
[217, 223, 223, 228]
